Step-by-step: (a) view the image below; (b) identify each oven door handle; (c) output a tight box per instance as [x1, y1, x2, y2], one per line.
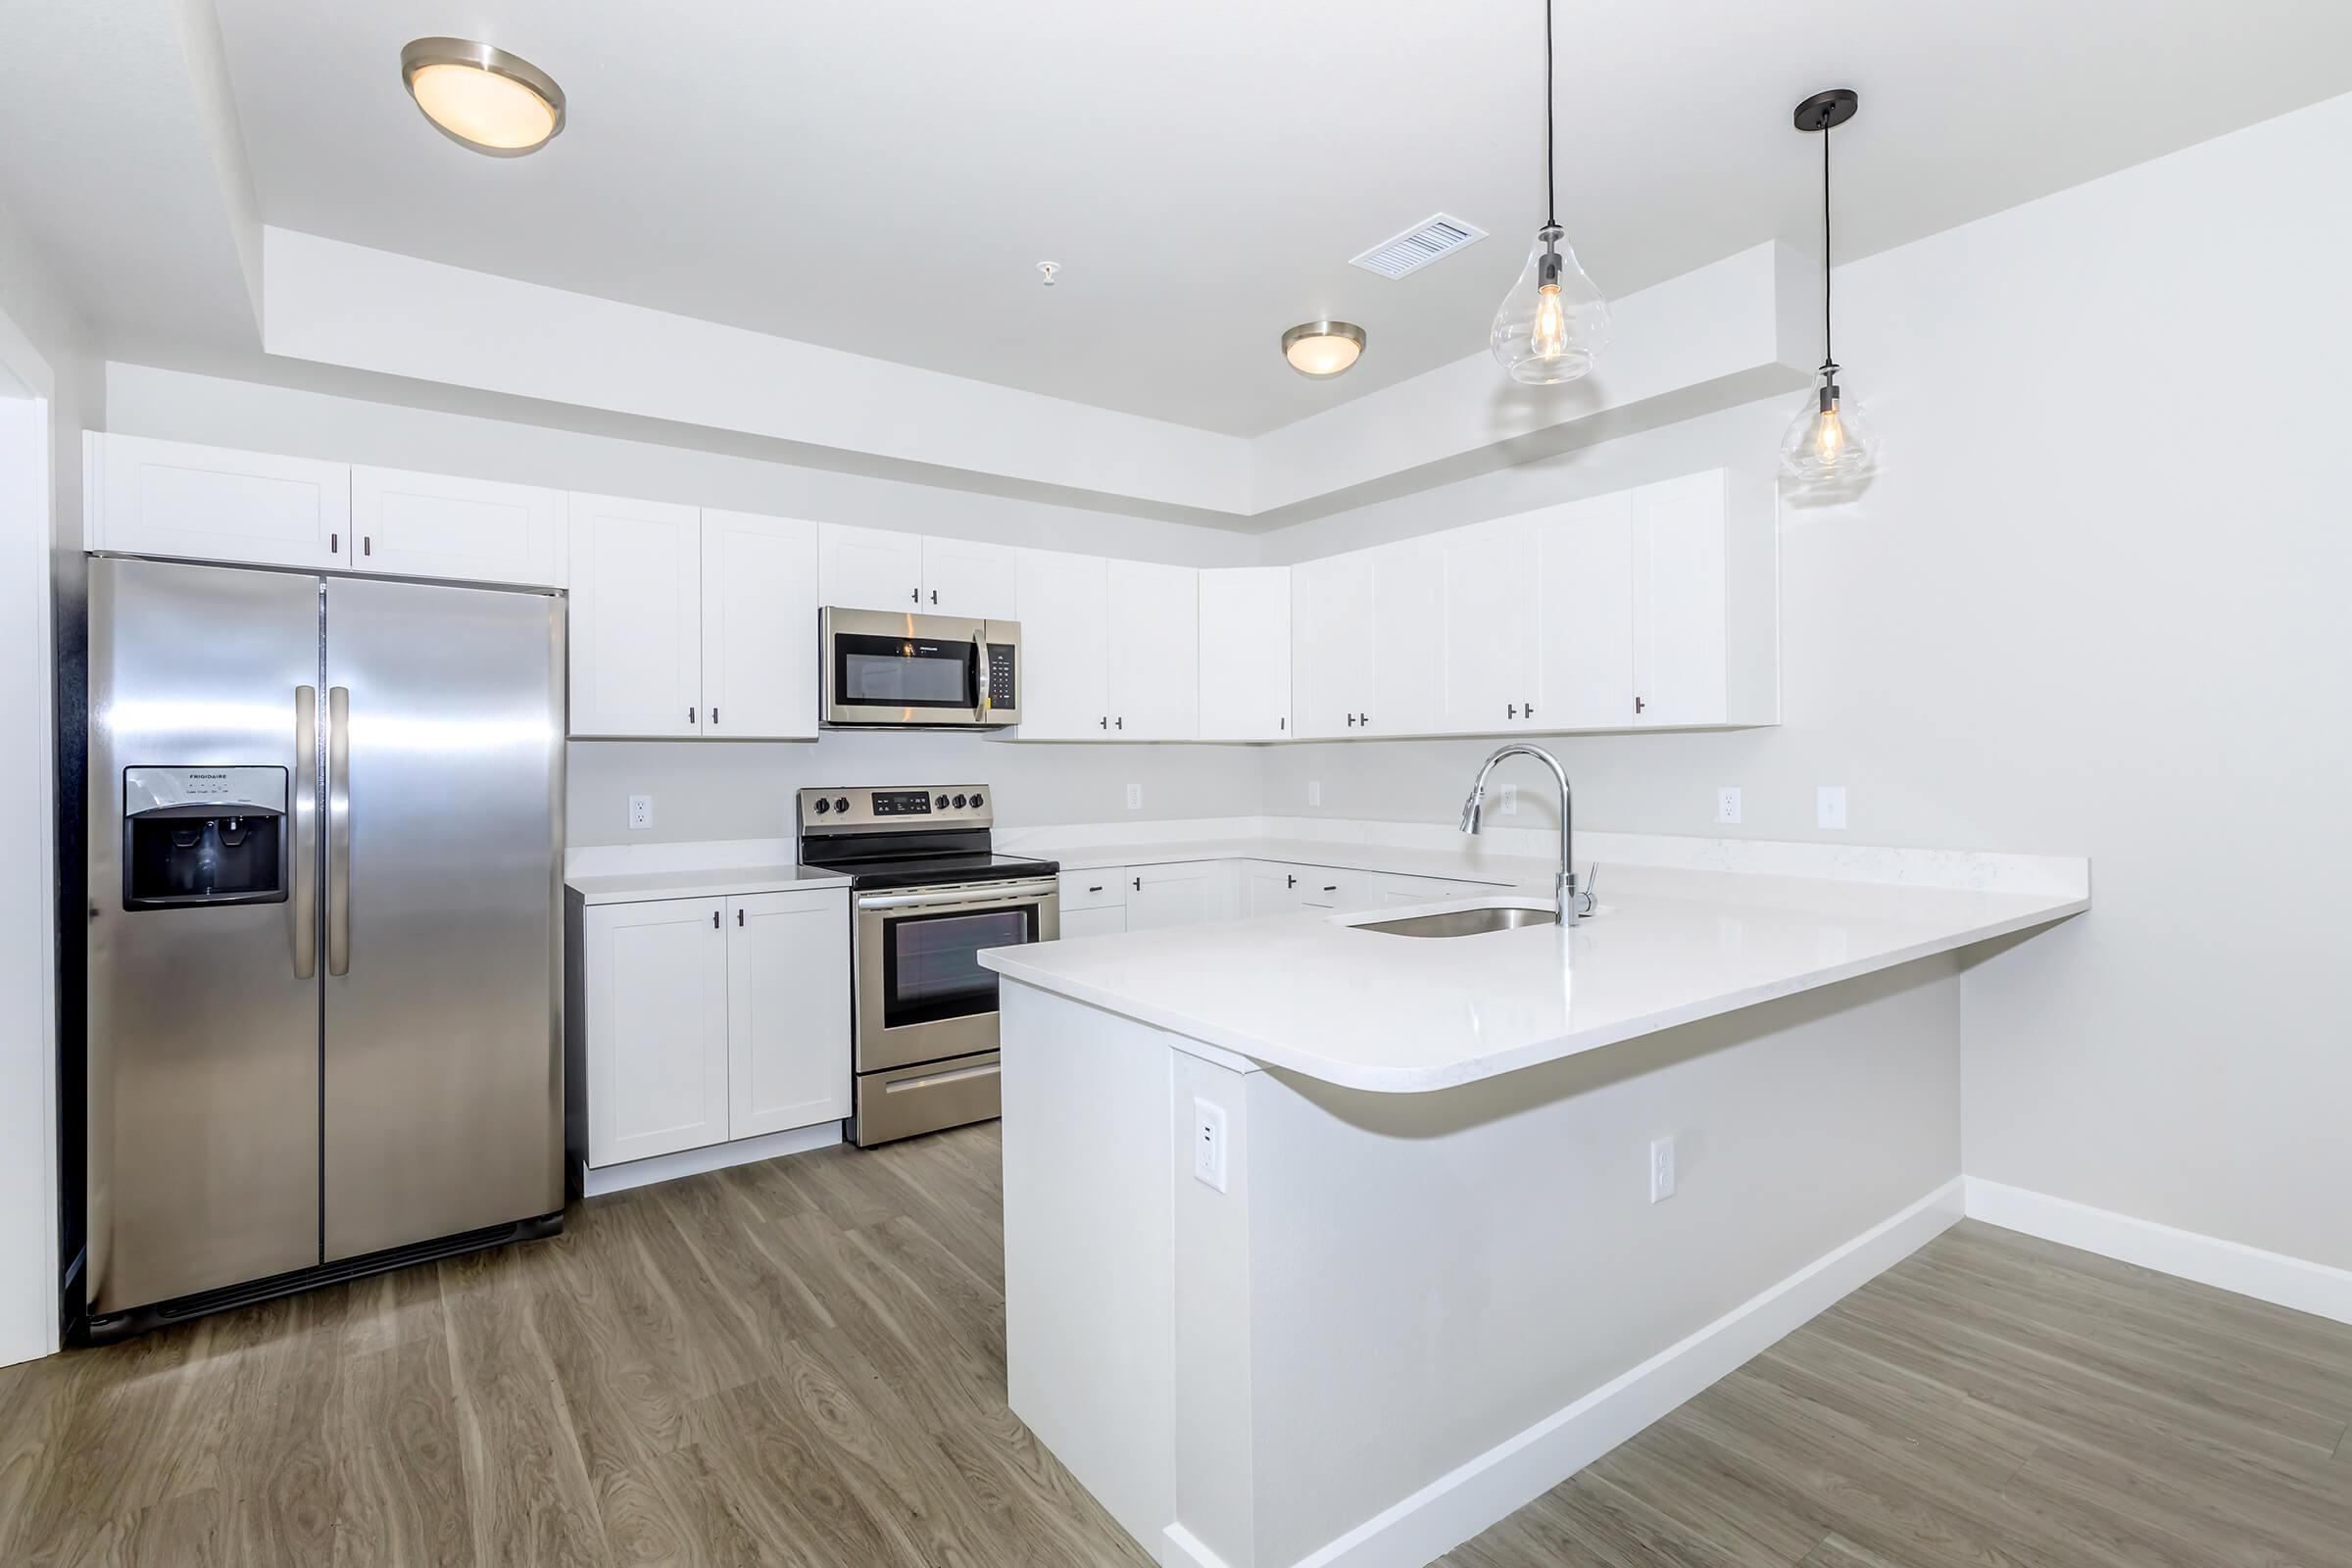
[855, 878, 1059, 912]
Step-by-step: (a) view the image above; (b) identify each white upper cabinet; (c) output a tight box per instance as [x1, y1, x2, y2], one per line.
[1013, 548, 1110, 738]
[1440, 518, 1542, 733]
[1105, 560, 1199, 740]
[349, 466, 564, 587]
[567, 493, 704, 738]
[701, 510, 819, 739]
[1367, 538, 1446, 737]
[726, 890, 852, 1140]
[1631, 470, 1779, 728]
[1532, 493, 1638, 730]
[1199, 567, 1292, 741]
[90, 433, 350, 571]
[1292, 551, 1375, 739]
[922, 536, 1019, 619]
[817, 522, 925, 611]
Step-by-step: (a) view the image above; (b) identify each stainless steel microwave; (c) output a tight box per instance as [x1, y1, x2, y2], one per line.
[820, 607, 1021, 728]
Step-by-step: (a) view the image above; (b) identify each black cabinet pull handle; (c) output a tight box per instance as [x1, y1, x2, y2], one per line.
[930, 589, 938, 604]
[1088, 885, 1104, 894]
[1635, 696, 1646, 714]
[1508, 704, 1518, 720]
[1131, 876, 1141, 893]
[710, 707, 718, 725]
[1286, 874, 1297, 888]
[363, 536, 372, 557]
[711, 910, 719, 929]
[330, 532, 339, 553]
[1100, 715, 1107, 729]
[687, 706, 694, 722]
[910, 587, 920, 602]
[1115, 716, 1124, 729]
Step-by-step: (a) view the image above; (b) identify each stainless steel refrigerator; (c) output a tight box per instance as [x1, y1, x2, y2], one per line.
[85, 557, 565, 1339]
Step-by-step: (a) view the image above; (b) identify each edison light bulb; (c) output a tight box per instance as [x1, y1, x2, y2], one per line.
[1779, 376, 1876, 484]
[1492, 224, 1608, 386]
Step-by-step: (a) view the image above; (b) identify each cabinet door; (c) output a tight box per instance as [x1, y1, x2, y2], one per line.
[586, 899, 730, 1166]
[817, 522, 924, 611]
[923, 536, 1019, 619]
[1368, 538, 1446, 736]
[1058, 905, 1128, 940]
[1292, 551, 1374, 738]
[1106, 561, 1199, 740]
[1440, 519, 1541, 733]
[1242, 860, 1305, 917]
[92, 433, 349, 570]
[567, 493, 704, 737]
[726, 891, 852, 1139]
[1125, 862, 1223, 931]
[1013, 549, 1110, 739]
[1533, 493, 1637, 729]
[1632, 473, 1730, 727]
[702, 510, 818, 739]
[1199, 567, 1291, 741]
[350, 466, 563, 586]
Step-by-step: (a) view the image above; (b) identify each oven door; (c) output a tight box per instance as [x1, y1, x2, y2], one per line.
[853, 878, 1060, 1071]
[823, 607, 1017, 727]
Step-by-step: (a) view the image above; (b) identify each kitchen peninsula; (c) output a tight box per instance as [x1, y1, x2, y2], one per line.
[983, 838, 2089, 1568]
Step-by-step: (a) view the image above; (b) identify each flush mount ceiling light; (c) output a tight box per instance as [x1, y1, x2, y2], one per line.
[1491, 0, 1609, 385]
[1781, 88, 1877, 485]
[400, 38, 565, 156]
[1282, 320, 1367, 377]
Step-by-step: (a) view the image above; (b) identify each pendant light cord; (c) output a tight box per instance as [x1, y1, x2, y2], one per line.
[1820, 116, 1835, 375]
[1544, 0, 1557, 227]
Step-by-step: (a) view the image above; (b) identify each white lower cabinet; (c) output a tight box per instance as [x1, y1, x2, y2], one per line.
[1125, 860, 1233, 930]
[578, 887, 850, 1169]
[1242, 860, 1307, 916]
[1059, 906, 1129, 940]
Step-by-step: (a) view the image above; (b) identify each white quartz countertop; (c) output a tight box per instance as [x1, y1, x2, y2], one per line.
[981, 863, 2089, 1094]
[564, 864, 849, 905]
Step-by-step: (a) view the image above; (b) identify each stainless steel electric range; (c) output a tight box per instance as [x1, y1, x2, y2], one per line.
[796, 786, 1058, 1147]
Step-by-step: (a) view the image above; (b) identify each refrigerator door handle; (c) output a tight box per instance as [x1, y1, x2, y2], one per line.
[326, 685, 352, 976]
[292, 685, 318, 979]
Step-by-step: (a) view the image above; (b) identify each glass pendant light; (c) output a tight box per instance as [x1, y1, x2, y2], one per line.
[1491, 0, 1609, 384]
[1781, 89, 1876, 484]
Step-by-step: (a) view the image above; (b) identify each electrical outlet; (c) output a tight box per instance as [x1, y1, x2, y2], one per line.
[1818, 785, 1848, 830]
[1126, 782, 1144, 810]
[1500, 783, 1520, 816]
[628, 795, 653, 831]
[1193, 1098, 1229, 1192]
[1649, 1136, 1677, 1202]
[1715, 786, 1742, 825]
[1307, 780, 1322, 808]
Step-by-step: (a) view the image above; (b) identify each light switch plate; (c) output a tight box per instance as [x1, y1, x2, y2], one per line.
[1193, 1098, 1229, 1192]
[1307, 780, 1323, 808]
[1126, 782, 1144, 810]
[1715, 786, 1741, 825]
[1818, 786, 1848, 830]
[628, 795, 653, 831]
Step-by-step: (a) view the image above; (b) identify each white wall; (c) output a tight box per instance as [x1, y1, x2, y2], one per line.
[1258, 93, 2352, 1274]
[0, 192, 100, 1366]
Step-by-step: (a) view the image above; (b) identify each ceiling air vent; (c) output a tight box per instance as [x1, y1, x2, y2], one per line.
[1348, 214, 1488, 280]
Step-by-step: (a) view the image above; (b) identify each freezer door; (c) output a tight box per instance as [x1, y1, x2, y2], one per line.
[87, 558, 324, 1314]
[321, 576, 565, 1261]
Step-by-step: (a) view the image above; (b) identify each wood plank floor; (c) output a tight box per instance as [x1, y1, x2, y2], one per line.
[5, 1129, 2348, 1567]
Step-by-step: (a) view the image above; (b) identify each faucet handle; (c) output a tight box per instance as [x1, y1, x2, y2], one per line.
[1573, 863, 1599, 918]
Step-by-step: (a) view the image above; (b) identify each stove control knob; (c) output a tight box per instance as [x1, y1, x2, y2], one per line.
[969, 793, 984, 808]
[953, 793, 968, 808]
[834, 797, 851, 814]
[811, 797, 830, 814]
[935, 794, 950, 809]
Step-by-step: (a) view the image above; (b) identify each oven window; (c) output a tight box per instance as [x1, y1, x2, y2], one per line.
[881, 906, 1037, 1029]
[835, 633, 975, 710]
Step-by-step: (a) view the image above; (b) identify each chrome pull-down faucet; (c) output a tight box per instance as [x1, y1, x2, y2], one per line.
[1459, 742, 1590, 924]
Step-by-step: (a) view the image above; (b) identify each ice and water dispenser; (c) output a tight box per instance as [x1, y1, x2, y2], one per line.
[121, 766, 289, 909]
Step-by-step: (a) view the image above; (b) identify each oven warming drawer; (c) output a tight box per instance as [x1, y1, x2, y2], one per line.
[853, 1052, 1001, 1148]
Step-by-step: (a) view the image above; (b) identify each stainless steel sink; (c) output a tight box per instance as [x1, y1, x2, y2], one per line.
[1355, 906, 1560, 939]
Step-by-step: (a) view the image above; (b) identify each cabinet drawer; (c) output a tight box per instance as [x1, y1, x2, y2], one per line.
[1058, 869, 1127, 910]
[857, 1054, 1000, 1147]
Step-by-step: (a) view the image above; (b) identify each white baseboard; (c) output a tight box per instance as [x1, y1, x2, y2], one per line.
[1963, 1177, 2352, 1326]
[579, 1122, 843, 1197]
[1280, 1178, 1965, 1568]
[1161, 1523, 1239, 1568]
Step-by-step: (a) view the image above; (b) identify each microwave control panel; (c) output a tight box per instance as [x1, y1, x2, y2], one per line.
[986, 644, 1017, 709]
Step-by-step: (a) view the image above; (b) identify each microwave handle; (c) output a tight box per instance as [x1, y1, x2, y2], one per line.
[973, 629, 991, 724]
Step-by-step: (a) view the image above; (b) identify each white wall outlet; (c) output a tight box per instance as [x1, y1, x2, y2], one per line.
[1649, 1136, 1677, 1202]
[1307, 780, 1322, 808]
[627, 794, 653, 831]
[1500, 784, 1520, 816]
[1193, 1098, 1229, 1193]
[1818, 785, 1848, 830]
[1126, 782, 1144, 810]
[1715, 786, 1742, 825]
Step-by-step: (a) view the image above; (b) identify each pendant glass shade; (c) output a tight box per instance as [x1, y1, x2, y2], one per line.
[1491, 225, 1610, 385]
[1779, 376, 1876, 483]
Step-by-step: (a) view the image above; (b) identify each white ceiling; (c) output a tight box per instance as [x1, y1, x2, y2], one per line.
[6, 2, 2352, 440]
